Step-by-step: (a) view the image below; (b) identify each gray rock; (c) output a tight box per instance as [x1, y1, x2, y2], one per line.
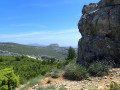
[98, 0, 120, 8]
[82, 3, 98, 14]
[0, 50, 21, 56]
[77, 0, 120, 65]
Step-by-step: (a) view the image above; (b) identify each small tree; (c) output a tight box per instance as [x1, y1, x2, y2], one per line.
[0, 67, 19, 90]
[67, 46, 76, 60]
[0, 57, 3, 62]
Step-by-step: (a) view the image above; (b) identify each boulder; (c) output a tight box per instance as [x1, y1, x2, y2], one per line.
[77, 0, 120, 65]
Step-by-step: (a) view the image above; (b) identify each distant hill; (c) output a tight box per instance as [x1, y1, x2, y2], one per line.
[47, 44, 69, 55]
[0, 42, 69, 60]
[27, 43, 46, 47]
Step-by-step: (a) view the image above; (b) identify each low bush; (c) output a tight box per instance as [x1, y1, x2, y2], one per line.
[57, 62, 64, 69]
[44, 71, 51, 77]
[59, 88, 66, 90]
[109, 82, 120, 90]
[51, 73, 59, 78]
[0, 67, 19, 90]
[47, 78, 51, 83]
[20, 76, 44, 90]
[51, 69, 61, 78]
[64, 63, 89, 80]
[64, 58, 76, 66]
[37, 86, 55, 90]
[88, 61, 111, 76]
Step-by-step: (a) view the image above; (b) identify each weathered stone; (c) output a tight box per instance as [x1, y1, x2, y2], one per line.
[77, 0, 120, 65]
[104, 76, 108, 79]
[82, 3, 98, 14]
[98, 86, 104, 90]
[98, 0, 120, 8]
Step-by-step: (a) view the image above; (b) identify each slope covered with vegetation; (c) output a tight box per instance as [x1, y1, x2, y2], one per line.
[0, 56, 69, 85]
[0, 42, 67, 59]
[0, 49, 78, 89]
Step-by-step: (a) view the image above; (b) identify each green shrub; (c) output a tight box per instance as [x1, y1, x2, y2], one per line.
[0, 57, 3, 62]
[44, 71, 51, 77]
[1, 85, 8, 90]
[51, 69, 61, 78]
[51, 72, 60, 78]
[57, 62, 64, 69]
[88, 61, 111, 76]
[59, 87, 66, 90]
[47, 78, 51, 83]
[37, 86, 55, 90]
[20, 76, 45, 90]
[64, 58, 76, 64]
[15, 57, 20, 61]
[64, 63, 89, 80]
[109, 82, 120, 90]
[0, 67, 19, 90]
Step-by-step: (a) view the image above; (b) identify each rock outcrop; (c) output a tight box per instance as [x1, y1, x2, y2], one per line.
[0, 50, 20, 56]
[77, 0, 120, 65]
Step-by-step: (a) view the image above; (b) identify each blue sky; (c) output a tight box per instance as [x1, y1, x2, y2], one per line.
[0, 0, 100, 47]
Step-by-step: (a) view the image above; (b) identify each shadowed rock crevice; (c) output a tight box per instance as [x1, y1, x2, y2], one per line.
[77, 0, 120, 65]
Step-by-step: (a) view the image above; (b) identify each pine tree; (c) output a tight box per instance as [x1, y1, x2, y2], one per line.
[67, 46, 76, 60]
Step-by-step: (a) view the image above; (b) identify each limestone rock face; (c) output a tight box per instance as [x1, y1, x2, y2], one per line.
[77, 0, 120, 65]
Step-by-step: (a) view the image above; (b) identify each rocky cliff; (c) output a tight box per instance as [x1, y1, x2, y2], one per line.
[77, 0, 120, 65]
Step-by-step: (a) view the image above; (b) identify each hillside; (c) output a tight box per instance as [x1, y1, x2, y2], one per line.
[0, 50, 20, 56]
[0, 42, 68, 59]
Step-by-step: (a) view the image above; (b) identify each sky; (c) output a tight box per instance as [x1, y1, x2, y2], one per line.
[0, 0, 100, 47]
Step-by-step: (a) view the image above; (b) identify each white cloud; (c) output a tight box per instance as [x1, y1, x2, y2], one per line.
[0, 32, 44, 38]
[0, 29, 79, 38]
[46, 29, 78, 35]
[0, 29, 81, 47]
[10, 24, 46, 28]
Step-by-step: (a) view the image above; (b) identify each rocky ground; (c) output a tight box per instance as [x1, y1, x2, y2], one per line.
[25, 68, 120, 90]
